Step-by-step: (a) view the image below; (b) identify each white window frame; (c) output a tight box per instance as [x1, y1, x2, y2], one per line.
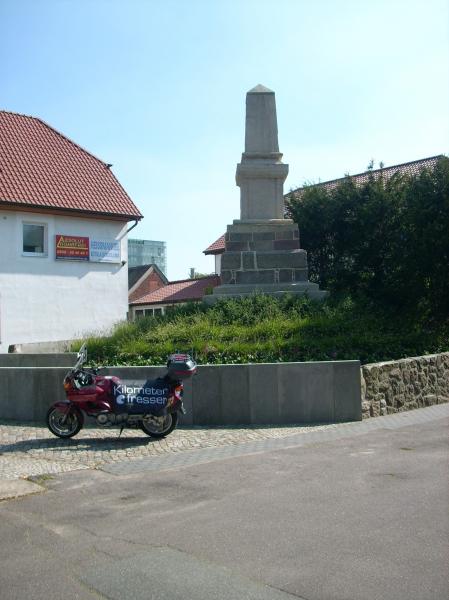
[132, 306, 167, 320]
[22, 221, 48, 257]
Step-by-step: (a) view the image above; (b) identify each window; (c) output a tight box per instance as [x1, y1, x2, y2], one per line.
[133, 307, 166, 321]
[23, 223, 47, 256]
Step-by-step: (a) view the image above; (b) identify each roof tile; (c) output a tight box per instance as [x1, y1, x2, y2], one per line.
[0, 110, 142, 219]
[131, 275, 220, 305]
[204, 234, 226, 255]
[289, 155, 443, 198]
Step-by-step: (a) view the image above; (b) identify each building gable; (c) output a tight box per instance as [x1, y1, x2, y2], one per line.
[128, 264, 168, 303]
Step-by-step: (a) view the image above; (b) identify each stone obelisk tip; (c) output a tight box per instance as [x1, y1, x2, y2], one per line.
[247, 84, 274, 94]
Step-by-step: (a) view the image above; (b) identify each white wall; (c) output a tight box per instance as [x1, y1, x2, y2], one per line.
[215, 253, 222, 275]
[0, 209, 129, 353]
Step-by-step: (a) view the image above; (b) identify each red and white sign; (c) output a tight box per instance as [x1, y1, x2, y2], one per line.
[55, 235, 89, 260]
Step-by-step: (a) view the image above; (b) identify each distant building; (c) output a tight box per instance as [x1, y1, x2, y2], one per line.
[129, 275, 220, 319]
[128, 238, 166, 273]
[128, 264, 167, 304]
[203, 234, 225, 276]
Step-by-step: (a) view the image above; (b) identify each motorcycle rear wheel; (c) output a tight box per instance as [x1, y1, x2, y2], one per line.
[46, 406, 83, 439]
[141, 412, 178, 439]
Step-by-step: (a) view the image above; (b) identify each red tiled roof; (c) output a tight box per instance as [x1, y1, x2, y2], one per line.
[205, 155, 444, 255]
[0, 110, 142, 220]
[289, 155, 443, 198]
[131, 275, 220, 306]
[204, 234, 226, 255]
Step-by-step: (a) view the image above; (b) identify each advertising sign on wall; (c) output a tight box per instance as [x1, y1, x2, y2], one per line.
[55, 235, 89, 260]
[90, 239, 121, 263]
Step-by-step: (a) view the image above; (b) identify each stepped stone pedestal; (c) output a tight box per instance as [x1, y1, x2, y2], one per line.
[205, 85, 327, 303]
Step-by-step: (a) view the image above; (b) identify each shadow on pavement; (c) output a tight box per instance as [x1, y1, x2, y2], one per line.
[0, 434, 158, 454]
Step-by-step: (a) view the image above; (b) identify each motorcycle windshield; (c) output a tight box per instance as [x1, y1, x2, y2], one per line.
[73, 343, 87, 371]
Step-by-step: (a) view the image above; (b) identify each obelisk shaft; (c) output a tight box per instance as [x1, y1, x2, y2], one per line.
[244, 84, 279, 155]
[236, 85, 288, 221]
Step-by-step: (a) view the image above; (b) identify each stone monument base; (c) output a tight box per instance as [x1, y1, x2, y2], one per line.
[203, 282, 327, 304]
[204, 219, 327, 304]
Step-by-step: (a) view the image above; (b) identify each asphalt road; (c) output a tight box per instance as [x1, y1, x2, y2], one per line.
[0, 406, 448, 600]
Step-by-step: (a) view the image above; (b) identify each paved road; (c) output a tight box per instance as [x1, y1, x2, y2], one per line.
[0, 405, 448, 600]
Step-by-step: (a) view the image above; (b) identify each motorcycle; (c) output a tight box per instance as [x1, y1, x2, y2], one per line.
[46, 343, 196, 439]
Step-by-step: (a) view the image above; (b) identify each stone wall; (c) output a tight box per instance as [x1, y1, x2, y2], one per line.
[361, 352, 449, 418]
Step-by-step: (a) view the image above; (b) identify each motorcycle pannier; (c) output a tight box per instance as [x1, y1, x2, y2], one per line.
[167, 354, 197, 380]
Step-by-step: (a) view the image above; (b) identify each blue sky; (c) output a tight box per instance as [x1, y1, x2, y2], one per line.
[1, 0, 448, 280]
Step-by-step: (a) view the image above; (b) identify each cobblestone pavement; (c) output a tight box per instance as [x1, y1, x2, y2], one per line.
[0, 420, 340, 481]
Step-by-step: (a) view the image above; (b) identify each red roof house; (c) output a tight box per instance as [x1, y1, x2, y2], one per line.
[128, 264, 168, 303]
[129, 275, 220, 318]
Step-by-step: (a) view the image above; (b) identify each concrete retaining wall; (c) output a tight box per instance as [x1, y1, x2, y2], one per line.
[361, 352, 449, 418]
[0, 353, 77, 368]
[7, 340, 76, 354]
[2, 352, 448, 425]
[0, 360, 362, 425]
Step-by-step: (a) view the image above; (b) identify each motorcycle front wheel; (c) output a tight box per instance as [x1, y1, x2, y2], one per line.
[141, 412, 178, 439]
[46, 406, 83, 439]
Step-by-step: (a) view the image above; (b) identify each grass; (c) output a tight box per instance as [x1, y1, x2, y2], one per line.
[72, 294, 449, 367]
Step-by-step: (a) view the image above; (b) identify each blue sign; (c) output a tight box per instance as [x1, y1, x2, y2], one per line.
[90, 239, 121, 263]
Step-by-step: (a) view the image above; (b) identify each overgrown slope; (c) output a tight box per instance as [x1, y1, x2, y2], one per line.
[75, 295, 448, 366]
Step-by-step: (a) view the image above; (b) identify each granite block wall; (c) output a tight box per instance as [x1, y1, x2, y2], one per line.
[361, 352, 449, 418]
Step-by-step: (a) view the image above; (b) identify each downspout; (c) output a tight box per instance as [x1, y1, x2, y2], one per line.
[120, 219, 140, 266]
[125, 219, 140, 236]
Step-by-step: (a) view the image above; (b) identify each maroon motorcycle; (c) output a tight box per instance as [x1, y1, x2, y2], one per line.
[46, 344, 196, 439]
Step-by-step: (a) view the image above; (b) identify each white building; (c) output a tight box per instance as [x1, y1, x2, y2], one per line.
[0, 110, 142, 353]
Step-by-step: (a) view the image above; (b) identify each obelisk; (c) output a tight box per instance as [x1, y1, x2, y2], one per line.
[205, 85, 327, 302]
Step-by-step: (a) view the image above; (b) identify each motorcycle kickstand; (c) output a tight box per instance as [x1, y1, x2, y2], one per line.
[118, 424, 125, 438]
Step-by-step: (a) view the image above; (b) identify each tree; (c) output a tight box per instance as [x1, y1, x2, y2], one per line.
[286, 157, 449, 320]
